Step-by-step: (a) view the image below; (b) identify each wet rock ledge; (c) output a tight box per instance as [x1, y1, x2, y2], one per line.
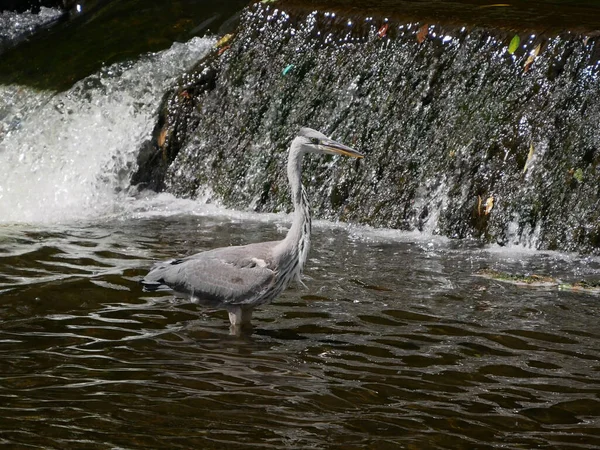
[132, 1, 600, 254]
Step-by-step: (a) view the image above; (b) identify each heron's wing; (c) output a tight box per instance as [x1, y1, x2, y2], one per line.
[141, 242, 279, 306]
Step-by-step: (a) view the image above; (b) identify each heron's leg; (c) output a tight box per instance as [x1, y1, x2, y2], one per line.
[227, 307, 253, 327]
[228, 308, 253, 336]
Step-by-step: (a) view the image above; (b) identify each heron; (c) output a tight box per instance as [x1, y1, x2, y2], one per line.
[141, 127, 364, 331]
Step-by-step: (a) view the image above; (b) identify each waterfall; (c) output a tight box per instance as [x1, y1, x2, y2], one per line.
[0, 37, 213, 223]
[2, 2, 600, 254]
[133, 3, 600, 254]
[0, 6, 62, 54]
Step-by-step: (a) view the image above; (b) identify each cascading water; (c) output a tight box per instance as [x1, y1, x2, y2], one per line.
[133, 3, 600, 254]
[0, 6, 63, 54]
[0, 37, 214, 223]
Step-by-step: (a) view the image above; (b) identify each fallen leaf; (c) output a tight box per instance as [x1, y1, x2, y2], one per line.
[217, 45, 230, 56]
[523, 141, 535, 173]
[377, 23, 389, 39]
[417, 24, 429, 44]
[524, 43, 541, 72]
[484, 196, 494, 215]
[216, 33, 233, 48]
[508, 34, 520, 54]
[158, 128, 167, 148]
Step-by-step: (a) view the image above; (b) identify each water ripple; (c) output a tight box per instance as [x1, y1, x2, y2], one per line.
[1, 218, 600, 448]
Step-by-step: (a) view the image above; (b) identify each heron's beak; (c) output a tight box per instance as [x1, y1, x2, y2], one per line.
[320, 138, 364, 158]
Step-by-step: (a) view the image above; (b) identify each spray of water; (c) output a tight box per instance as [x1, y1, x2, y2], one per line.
[0, 7, 62, 52]
[0, 37, 213, 224]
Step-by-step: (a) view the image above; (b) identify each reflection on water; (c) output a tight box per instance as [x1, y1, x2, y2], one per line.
[1, 212, 600, 449]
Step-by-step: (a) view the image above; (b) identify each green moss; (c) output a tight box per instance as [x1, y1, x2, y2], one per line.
[559, 280, 600, 294]
[476, 269, 600, 294]
[475, 269, 558, 286]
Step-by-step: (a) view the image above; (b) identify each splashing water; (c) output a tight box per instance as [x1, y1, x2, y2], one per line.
[0, 7, 62, 52]
[0, 37, 214, 224]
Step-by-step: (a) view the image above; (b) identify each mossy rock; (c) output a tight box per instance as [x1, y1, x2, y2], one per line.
[559, 280, 600, 295]
[475, 269, 559, 288]
[475, 269, 600, 294]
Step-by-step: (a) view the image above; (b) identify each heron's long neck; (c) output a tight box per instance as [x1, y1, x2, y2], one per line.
[283, 142, 311, 273]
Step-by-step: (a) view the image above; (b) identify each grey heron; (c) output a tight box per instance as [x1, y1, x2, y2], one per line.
[141, 127, 364, 331]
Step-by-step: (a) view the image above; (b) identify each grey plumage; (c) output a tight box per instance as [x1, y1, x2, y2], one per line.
[141, 127, 364, 330]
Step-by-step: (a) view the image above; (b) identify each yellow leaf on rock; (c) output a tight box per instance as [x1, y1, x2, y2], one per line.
[484, 196, 494, 215]
[524, 43, 541, 72]
[158, 128, 167, 148]
[523, 141, 535, 173]
[216, 33, 233, 48]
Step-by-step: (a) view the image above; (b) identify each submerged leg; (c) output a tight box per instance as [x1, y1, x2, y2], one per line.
[227, 306, 253, 334]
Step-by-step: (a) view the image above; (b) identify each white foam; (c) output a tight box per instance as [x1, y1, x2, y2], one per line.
[0, 37, 214, 224]
[118, 191, 293, 225]
[115, 190, 448, 249]
[0, 7, 62, 46]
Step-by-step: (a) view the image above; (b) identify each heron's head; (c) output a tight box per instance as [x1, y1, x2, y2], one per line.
[296, 127, 364, 159]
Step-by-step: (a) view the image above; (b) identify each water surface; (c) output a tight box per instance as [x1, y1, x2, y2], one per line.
[1, 205, 599, 449]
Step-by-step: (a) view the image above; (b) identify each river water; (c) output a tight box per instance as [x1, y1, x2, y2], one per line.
[1, 201, 600, 449]
[1, 13, 600, 450]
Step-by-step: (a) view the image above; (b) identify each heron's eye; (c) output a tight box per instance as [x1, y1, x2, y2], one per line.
[310, 138, 319, 145]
